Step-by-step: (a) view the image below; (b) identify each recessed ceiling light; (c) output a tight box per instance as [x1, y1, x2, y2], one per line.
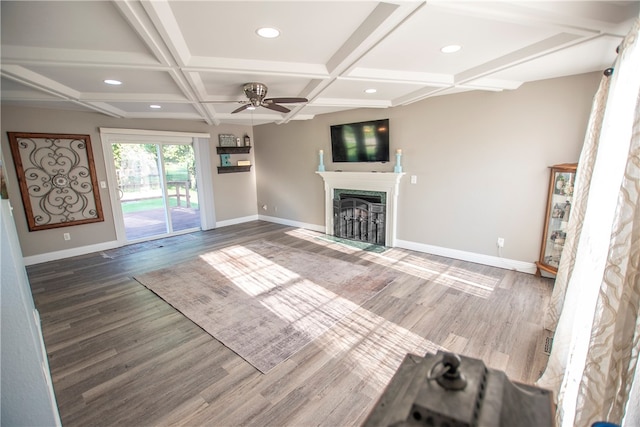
[256, 27, 280, 38]
[149, 104, 162, 109]
[104, 79, 122, 85]
[364, 88, 377, 94]
[441, 44, 462, 54]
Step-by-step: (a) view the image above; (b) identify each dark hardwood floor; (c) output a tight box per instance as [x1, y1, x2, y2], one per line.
[27, 221, 554, 426]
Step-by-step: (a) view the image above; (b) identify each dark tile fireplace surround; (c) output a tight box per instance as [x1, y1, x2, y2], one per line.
[316, 171, 405, 248]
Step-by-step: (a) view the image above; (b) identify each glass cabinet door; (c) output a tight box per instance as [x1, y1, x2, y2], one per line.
[536, 163, 577, 275]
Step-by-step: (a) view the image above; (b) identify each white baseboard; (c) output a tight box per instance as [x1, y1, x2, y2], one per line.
[23, 218, 535, 275]
[258, 215, 325, 233]
[395, 239, 537, 274]
[214, 215, 260, 228]
[23, 240, 121, 266]
[256, 217, 534, 273]
[22, 215, 304, 265]
[24, 215, 261, 265]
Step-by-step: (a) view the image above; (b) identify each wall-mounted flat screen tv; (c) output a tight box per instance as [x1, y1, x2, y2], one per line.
[330, 118, 390, 163]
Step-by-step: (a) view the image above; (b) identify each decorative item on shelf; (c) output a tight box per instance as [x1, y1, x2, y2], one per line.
[218, 134, 237, 147]
[554, 174, 567, 195]
[318, 149, 325, 172]
[244, 134, 251, 146]
[394, 149, 403, 173]
[220, 154, 232, 166]
[551, 203, 565, 219]
[563, 200, 571, 220]
[237, 160, 251, 166]
[236, 137, 242, 147]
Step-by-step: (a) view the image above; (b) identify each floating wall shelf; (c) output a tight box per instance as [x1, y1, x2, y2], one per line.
[216, 146, 252, 174]
[216, 146, 251, 154]
[217, 165, 251, 174]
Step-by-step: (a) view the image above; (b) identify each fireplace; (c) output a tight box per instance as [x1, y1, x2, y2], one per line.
[334, 191, 386, 245]
[316, 171, 405, 247]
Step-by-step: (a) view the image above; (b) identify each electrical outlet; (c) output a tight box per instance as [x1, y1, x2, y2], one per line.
[64, 233, 71, 241]
[497, 237, 504, 248]
[410, 175, 417, 184]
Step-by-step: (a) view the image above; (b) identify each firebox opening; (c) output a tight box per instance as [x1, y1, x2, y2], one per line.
[333, 190, 386, 246]
[339, 193, 382, 204]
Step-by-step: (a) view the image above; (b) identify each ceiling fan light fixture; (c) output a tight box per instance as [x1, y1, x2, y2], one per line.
[256, 27, 280, 38]
[441, 44, 462, 54]
[104, 79, 122, 85]
[364, 88, 377, 94]
[230, 82, 308, 114]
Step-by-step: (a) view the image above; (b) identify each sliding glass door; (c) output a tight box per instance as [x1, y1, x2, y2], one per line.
[112, 142, 200, 241]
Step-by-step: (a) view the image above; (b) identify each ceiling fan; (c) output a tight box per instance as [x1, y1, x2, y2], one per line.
[229, 82, 308, 114]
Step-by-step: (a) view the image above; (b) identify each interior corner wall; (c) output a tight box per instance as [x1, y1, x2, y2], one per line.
[253, 72, 601, 263]
[0, 108, 256, 259]
[1, 200, 61, 426]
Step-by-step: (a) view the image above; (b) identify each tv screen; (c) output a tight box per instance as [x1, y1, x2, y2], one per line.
[331, 119, 389, 163]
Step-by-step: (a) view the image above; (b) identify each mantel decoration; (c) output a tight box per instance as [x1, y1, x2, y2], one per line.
[7, 132, 104, 231]
[394, 148, 403, 173]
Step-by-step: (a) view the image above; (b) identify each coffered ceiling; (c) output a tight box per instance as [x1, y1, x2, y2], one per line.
[1, 1, 637, 126]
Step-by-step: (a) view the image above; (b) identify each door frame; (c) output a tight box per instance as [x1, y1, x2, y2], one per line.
[99, 128, 213, 245]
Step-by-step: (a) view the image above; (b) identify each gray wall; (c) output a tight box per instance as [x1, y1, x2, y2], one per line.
[1, 72, 600, 262]
[254, 72, 601, 262]
[0, 108, 256, 257]
[1, 200, 61, 426]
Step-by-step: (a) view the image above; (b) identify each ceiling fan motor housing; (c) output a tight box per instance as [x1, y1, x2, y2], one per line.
[230, 81, 307, 113]
[244, 82, 268, 105]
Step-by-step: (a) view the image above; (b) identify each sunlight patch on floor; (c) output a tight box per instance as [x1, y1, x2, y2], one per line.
[199, 245, 298, 296]
[199, 242, 364, 342]
[285, 229, 365, 255]
[197, 232, 499, 384]
[260, 279, 360, 337]
[314, 306, 441, 391]
[362, 252, 499, 298]
[287, 228, 500, 298]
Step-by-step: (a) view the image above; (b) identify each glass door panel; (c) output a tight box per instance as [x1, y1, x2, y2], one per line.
[112, 142, 200, 241]
[162, 144, 199, 233]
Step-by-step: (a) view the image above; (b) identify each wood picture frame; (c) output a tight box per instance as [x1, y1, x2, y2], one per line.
[7, 132, 104, 231]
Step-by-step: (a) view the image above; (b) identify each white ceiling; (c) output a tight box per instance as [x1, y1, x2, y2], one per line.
[1, 1, 638, 126]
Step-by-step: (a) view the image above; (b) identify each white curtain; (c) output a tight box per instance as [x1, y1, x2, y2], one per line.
[537, 17, 640, 427]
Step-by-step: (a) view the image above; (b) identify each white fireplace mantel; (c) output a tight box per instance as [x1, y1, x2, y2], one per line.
[316, 171, 405, 246]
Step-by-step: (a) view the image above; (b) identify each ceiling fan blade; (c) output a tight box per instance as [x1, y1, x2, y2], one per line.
[265, 97, 308, 104]
[203, 99, 246, 104]
[263, 103, 290, 113]
[231, 104, 251, 114]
